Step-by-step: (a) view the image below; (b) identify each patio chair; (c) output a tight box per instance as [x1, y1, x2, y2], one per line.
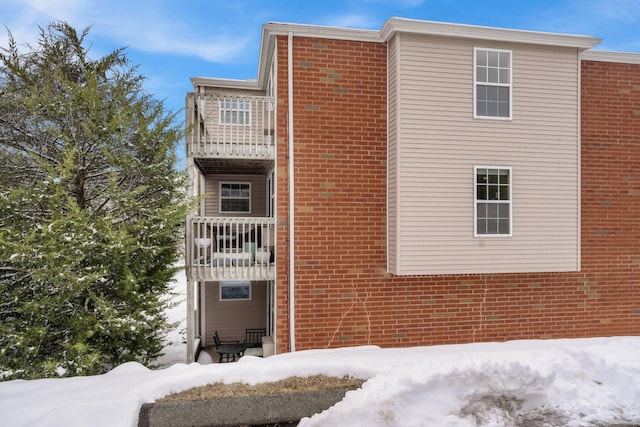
[243, 328, 267, 357]
[212, 330, 239, 346]
[212, 331, 245, 363]
[244, 328, 266, 347]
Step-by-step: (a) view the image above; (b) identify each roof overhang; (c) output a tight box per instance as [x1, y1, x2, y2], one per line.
[191, 17, 603, 91]
[190, 77, 260, 91]
[582, 49, 640, 64]
[380, 17, 602, 49]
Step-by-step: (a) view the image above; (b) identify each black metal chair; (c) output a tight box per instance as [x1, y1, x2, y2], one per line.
[212, 331, 245, 362]
[243, 328, 267, 357]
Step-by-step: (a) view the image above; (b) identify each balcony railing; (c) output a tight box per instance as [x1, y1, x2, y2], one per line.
[186, 216, 275, 281]
[186, 93, 275, 159]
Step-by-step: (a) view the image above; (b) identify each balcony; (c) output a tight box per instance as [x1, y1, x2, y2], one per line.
[186, 93, 275, 160]
[186, 216, 276, 281]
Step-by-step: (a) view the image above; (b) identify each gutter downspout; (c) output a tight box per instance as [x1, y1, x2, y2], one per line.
[287, 31, 296, 352]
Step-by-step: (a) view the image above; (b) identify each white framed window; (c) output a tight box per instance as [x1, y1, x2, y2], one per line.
[474, 166, 512, 237]
[220, 182, 251, 213]
[220, 281, 251, 301]
[474, 48, 512, 119]
[219, 100, 251, 125]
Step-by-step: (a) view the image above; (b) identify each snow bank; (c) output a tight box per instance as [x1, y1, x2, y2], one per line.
[1, 337, 639, 426]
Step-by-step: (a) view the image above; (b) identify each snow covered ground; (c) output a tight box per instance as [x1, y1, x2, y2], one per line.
[2, 266, 640, 426]
[2, 337, 640, 426]
[154, 264, 188, 367]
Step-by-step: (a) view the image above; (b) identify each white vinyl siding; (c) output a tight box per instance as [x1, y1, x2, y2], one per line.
[387, 33, 580, 275]
[387, 36, 399, 271]
[203, 280, 267, 346]
[204, 175, 266, 217]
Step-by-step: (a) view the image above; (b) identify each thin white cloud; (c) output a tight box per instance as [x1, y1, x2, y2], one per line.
[590, 0, 640, 23]
[1, 0, 252, 63]
[363, 0, 425, 6]
[88, 2, 252, 63]
[320, 13, 380, 29]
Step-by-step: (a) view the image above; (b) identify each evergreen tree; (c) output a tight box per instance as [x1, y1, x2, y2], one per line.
[0, 22, 190, 380]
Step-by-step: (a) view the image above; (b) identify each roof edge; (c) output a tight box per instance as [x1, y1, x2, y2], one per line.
[263, 22, 381, 43]
[582, 49, 640, 64]
[190, 77, 260, 90]
[380, 17, 602, 49]
[193, 18, 606, 91]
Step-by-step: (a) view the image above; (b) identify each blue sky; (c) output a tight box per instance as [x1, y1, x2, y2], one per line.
[3, 0, 640, 138]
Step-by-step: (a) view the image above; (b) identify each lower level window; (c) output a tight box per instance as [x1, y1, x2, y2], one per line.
[475, 166, 512, 236]
[220, 281, 251, 301]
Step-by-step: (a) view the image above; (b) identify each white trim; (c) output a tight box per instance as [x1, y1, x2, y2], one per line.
[191, 77, 259, 90]
[473, 47, 513, 120]
[218, 99, 251, 126]
[287, 31, 296, 353]
[186, 279, 195, 362]
[199, 282, 206, 346]
[219, 182, 252, 214]
[577, 58, 582, 271]
[581, 50, 640, 64]
[192, 19, 600, 93]
[474, 166, 513, 238]
[271, 47, 278, 354]
[380, 17, 601, 49]
[219, 281, 252, 301]
[265, 21, 380, 43]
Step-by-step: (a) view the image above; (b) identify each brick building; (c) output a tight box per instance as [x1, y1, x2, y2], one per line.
[184, 18, 640, 362]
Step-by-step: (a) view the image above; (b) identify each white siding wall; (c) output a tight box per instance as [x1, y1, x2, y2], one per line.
[202, 281, 267, 346]
[387, 37, 399, 272]
[388, 33, 580, 275]
[195, 94, 272, 145]
[204, 174, 267, 217]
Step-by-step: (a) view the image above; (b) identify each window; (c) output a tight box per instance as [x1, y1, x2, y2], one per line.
[475, 167, 512, 236]
[474, 48, 511, 119]
[220, 182, 251, 213]
[220, 281, 251, 301]
[219, 100, 251, 125]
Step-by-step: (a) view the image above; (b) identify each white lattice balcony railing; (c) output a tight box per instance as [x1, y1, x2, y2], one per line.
[186, 93, 275, 159]
[186, 216, 276, 281]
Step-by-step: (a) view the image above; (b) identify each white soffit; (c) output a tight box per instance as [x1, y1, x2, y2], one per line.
[380, 17, 602, 49]
[582, 50, 640, 64]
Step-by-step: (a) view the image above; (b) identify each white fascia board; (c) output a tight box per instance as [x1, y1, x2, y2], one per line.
[380, 17, 602, 49]
[582, 49, 640, 64]
[190, 77, 260, 91]
[263, 22, 381, 43]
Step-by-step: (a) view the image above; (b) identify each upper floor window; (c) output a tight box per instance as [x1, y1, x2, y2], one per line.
[475, 166, 512, 236]
[474, 48, 511, 119]
[219, 100, 251, 125]
[220, 182, 251, 213]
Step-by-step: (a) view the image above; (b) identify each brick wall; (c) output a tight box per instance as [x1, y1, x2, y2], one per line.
[275, 35, 640, 353]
